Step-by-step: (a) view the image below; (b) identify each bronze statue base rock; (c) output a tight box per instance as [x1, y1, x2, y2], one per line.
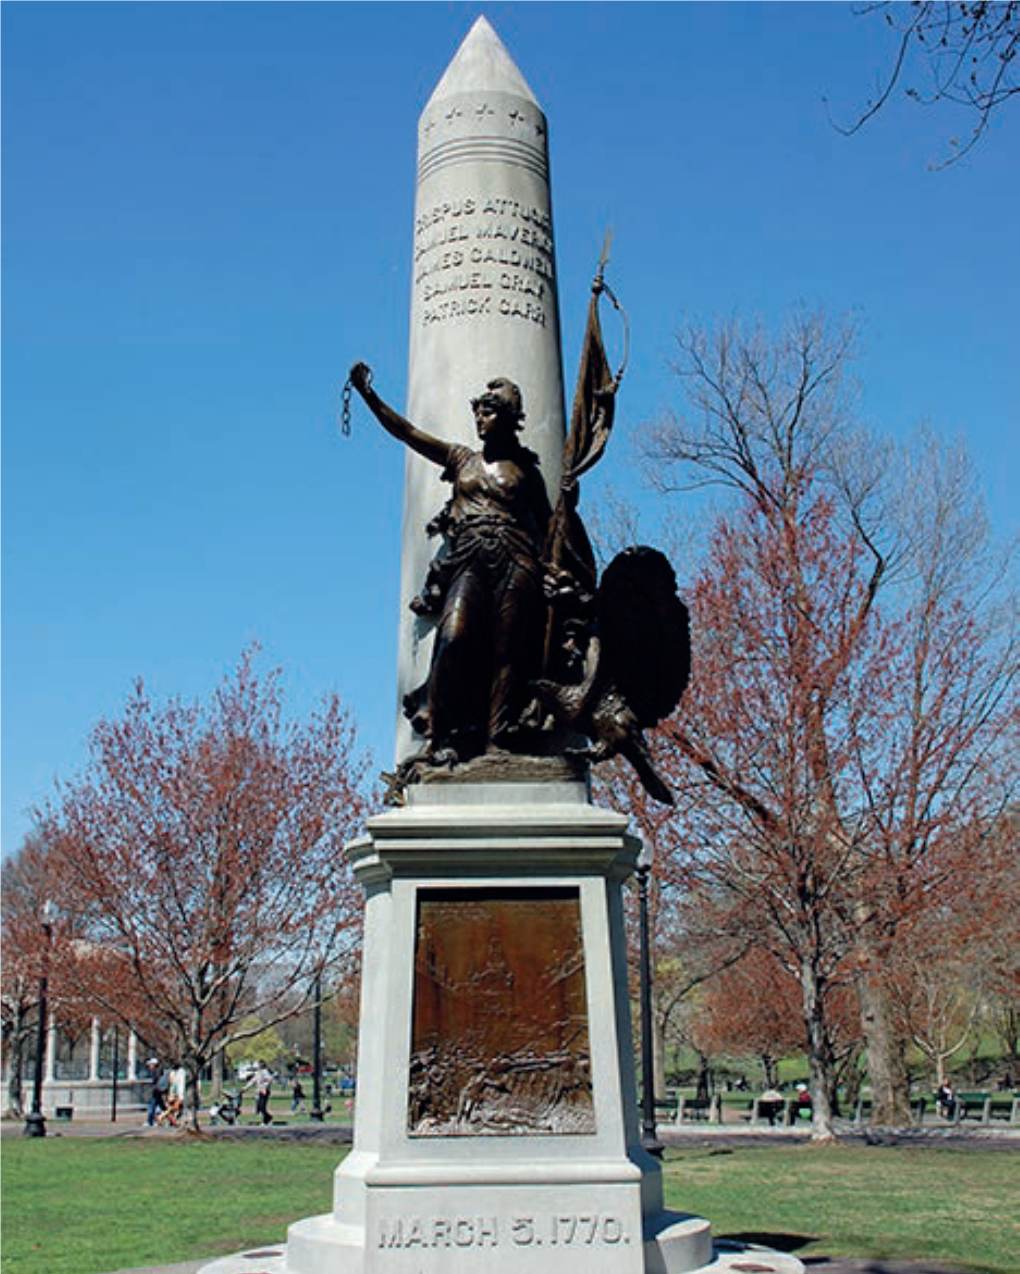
[383, 750, 587, 805]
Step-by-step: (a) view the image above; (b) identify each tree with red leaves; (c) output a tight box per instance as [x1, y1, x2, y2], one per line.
[39, 649, 377, 1126]
[633, 310, 1016, 1136]
[971, 810, 1020, 1073]
[886, 807, 1020, 1087]
[844, 431, 1017, 1121]
[696, 948, 822, 1089]
[1, 833, 103, 1117]
[650, 494, 891, 1136]
[2, 834, 56, 1118]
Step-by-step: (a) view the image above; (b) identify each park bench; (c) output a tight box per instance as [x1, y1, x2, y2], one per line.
[664, 1093, 721, 1124]
[53, 1105, 73, 1121]
[956, 1092, 1019, 1124]
[654, 1096, 675, 1123]
[956, 1091, 984, 1121]
[852, 1096, 928, 1125]
[750, 1097, 790, 1126]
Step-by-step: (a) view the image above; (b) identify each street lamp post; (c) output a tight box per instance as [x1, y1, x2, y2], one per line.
[310, 969, 324, 1122]
[110, 1026, 120, 1123]
[23, 902, 53, 1138]
[636, 841, 663, 1158]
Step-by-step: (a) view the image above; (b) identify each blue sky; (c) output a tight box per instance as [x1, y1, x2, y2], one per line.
[3, 3, 1017, 859]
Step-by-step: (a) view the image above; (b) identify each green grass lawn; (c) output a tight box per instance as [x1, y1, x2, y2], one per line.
[662, 1143, 1019, 1273]
[1, 1136, 1017, 1274]
[1, 1137, 338, 1273]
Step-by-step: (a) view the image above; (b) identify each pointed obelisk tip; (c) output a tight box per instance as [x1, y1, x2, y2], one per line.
[426, 13, 539, 108]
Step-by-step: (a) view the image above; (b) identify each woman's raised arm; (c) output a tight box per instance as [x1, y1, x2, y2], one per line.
[348, 362, 451, 467]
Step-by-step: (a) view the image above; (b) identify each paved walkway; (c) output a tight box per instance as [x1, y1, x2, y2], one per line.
[102, 1258, 979, 1274]
[7, 1113, 1017, 1146]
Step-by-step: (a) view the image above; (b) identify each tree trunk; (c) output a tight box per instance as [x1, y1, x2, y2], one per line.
[6, 1021, 26, 1118]
[695, 1051, 712, 1103]
[653, 994, 668, 1101]
[211, 1044, 225, 1101]
[759, 1053, 778, 1089]
[998, 1008, 1019, 1069]
[184, 1004, 205, 1129]
[858, 974, 912, 1125]
[183, 1054, 203, 1130]
[843, 1069, 863, 1113]
[836, 1046, 865, 1116]
[800, 961, 836, 1140]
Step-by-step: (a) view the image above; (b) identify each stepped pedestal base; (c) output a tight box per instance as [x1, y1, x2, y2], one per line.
[200, 783, 801, 1274]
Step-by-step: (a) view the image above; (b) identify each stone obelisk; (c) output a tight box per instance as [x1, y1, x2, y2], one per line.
[200, 20, 803, 1274]
[396, 15, 565, 763]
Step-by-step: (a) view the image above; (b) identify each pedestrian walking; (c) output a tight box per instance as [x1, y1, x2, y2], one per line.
[145, 1058, 168, 1127]
[254, 1063, 274, 1125]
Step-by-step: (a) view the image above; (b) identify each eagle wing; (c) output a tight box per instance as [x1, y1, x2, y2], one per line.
[595, 547, 690, 728]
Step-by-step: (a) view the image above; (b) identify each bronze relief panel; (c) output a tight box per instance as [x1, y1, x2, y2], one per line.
[408, 886, 595, 1136]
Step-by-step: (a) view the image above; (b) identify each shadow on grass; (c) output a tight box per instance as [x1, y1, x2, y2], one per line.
[722, 1233, 981, 1273]
[719, 1231, 821, 1254]
[800, 1263, 973, 1274]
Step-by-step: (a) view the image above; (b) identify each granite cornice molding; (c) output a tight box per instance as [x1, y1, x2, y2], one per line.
[344, 834, 393, 888]
[347, 787, 640, 882]
[355, 839, 639, 882]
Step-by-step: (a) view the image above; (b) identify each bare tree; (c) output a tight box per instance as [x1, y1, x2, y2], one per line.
[833, 2, 1020, 166]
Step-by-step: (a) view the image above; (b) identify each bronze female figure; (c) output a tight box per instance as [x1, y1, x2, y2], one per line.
[348, 364, 552, 766]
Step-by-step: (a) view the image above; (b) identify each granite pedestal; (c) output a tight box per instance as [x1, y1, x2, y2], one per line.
[201, 781, 802, 1274]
